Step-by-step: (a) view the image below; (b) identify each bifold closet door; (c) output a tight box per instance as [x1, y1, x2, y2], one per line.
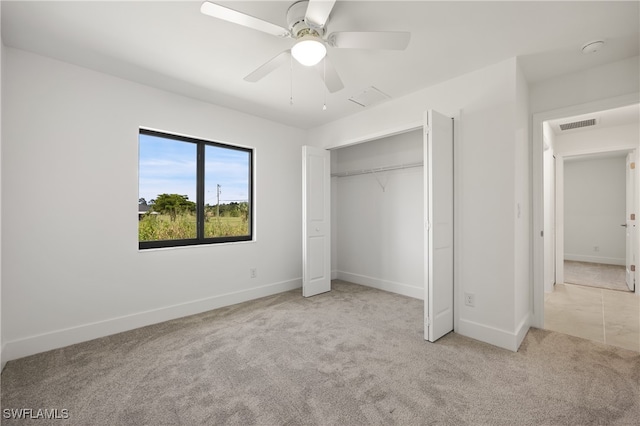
[424, 110, 454, 342]
[302, 145, 331, 297]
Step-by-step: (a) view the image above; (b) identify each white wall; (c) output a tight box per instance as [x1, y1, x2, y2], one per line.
[310, 58, 530, 351]
[530, 56, 640, 115]
[1, 47, 306, 363]
[330, 156, 338, 280]
[332, 130, 423, 299]
[513, 61, 530, 346]
[564, 155, 626, 265]
[0, 5, 4, 371]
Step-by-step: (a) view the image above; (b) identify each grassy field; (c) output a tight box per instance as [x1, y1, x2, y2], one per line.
[139, 214, 249, 241]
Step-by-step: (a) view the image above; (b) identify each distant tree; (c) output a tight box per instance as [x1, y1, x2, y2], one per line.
[228, 202, 240, 217]
[239, 202, 249, 222]
[152, 193, 196, 221]
[139, 198, 147, 205]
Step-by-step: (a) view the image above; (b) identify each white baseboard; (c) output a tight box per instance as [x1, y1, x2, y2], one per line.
[336, 271, 422, 300]
[458, 317, 530, 352]
[515, 314, 531, 350]
[564, 254, 625, 266]
[1, 278, 301, 364]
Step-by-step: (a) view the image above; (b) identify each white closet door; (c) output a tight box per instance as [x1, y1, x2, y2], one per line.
[302, 145, 331, 297]
[424, 110, 454, 342]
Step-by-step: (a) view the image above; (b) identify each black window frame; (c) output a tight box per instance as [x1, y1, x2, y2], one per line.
[138, 128, 253, 250]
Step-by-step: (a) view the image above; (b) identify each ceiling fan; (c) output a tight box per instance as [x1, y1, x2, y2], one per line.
[200, 0, 411, 93]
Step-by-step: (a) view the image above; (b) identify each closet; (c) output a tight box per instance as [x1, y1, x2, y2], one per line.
[330, 129, 425, 299]
[303, 110, 454, 342]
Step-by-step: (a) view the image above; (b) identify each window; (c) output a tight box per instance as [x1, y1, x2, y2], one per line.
[138, 129, 253, 249]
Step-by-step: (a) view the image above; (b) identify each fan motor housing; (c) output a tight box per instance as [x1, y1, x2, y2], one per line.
[287, 0, 325, 38]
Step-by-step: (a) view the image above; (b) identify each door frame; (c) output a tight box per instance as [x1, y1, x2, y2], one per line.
[532, 93, 640, 328]
[555, 150, 632, 289]
[626, 150, 637, 292]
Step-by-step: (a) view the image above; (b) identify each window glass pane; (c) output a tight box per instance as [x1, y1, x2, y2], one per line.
[204, 145, 251, 239]
[138, 134, 197, 242]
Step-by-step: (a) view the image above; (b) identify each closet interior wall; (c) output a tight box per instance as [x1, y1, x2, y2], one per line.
[331, 129, 425, 299]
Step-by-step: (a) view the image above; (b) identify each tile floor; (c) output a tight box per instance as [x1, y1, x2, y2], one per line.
[545, 283, 640, 352]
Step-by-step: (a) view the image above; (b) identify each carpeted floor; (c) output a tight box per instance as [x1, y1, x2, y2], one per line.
[1, 281, 639, 425]
[564, 260, 629, 292]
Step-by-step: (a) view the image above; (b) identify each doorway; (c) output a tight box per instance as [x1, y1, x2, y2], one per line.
[533, 99, 640, 352]
[561, 151, 631, 293]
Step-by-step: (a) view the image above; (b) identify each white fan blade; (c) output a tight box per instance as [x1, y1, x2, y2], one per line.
[314, 55, 344, 93]
[244, 50, 292, 82]
[305, 0, 336, 29]
[328, 32, 411, 50]
[201, 2, 290, 37]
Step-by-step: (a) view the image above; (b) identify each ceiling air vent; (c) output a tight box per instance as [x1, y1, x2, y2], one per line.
[559, 118, 597, 131]
[348, 86, 390, 107]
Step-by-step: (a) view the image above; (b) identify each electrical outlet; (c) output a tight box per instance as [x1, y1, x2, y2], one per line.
[464, 292, 475, 307]
[593, 246, 600, 252]
[250, 268, 257, 279]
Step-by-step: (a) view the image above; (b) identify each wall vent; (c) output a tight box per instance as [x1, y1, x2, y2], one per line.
[559, 118, 597, 131]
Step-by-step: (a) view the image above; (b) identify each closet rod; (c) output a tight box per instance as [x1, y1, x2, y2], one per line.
[331, 161, 423, 178]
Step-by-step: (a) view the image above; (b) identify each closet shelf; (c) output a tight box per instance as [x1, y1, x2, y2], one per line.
[331, 161, 423, 178]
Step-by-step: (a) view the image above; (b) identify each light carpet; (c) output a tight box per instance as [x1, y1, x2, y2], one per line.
[2, 281, 639, 425]
[564, 260, 630, 292]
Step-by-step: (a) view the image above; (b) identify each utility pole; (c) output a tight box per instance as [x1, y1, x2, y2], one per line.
[216, 184, 221, 218]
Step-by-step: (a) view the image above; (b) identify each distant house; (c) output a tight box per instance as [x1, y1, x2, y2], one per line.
[138, 203, 158, 220]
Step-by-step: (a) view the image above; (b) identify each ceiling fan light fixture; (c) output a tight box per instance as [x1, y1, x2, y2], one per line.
[291, 36, 326, 66]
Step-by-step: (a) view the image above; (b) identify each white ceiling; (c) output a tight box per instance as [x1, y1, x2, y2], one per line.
[2, 1, 639, 129]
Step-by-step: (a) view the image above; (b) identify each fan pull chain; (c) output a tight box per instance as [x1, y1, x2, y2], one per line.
[289, 54, 294, 106]
[322, 58, 327, 111]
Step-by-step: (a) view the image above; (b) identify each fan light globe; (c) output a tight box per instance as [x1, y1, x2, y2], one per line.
[291, 36, 327, 66]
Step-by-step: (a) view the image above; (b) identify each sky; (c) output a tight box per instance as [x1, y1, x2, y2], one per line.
[139, 133, 250, 206]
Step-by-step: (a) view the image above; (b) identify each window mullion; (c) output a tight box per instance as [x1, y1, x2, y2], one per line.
[197, 142, 205, 241]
